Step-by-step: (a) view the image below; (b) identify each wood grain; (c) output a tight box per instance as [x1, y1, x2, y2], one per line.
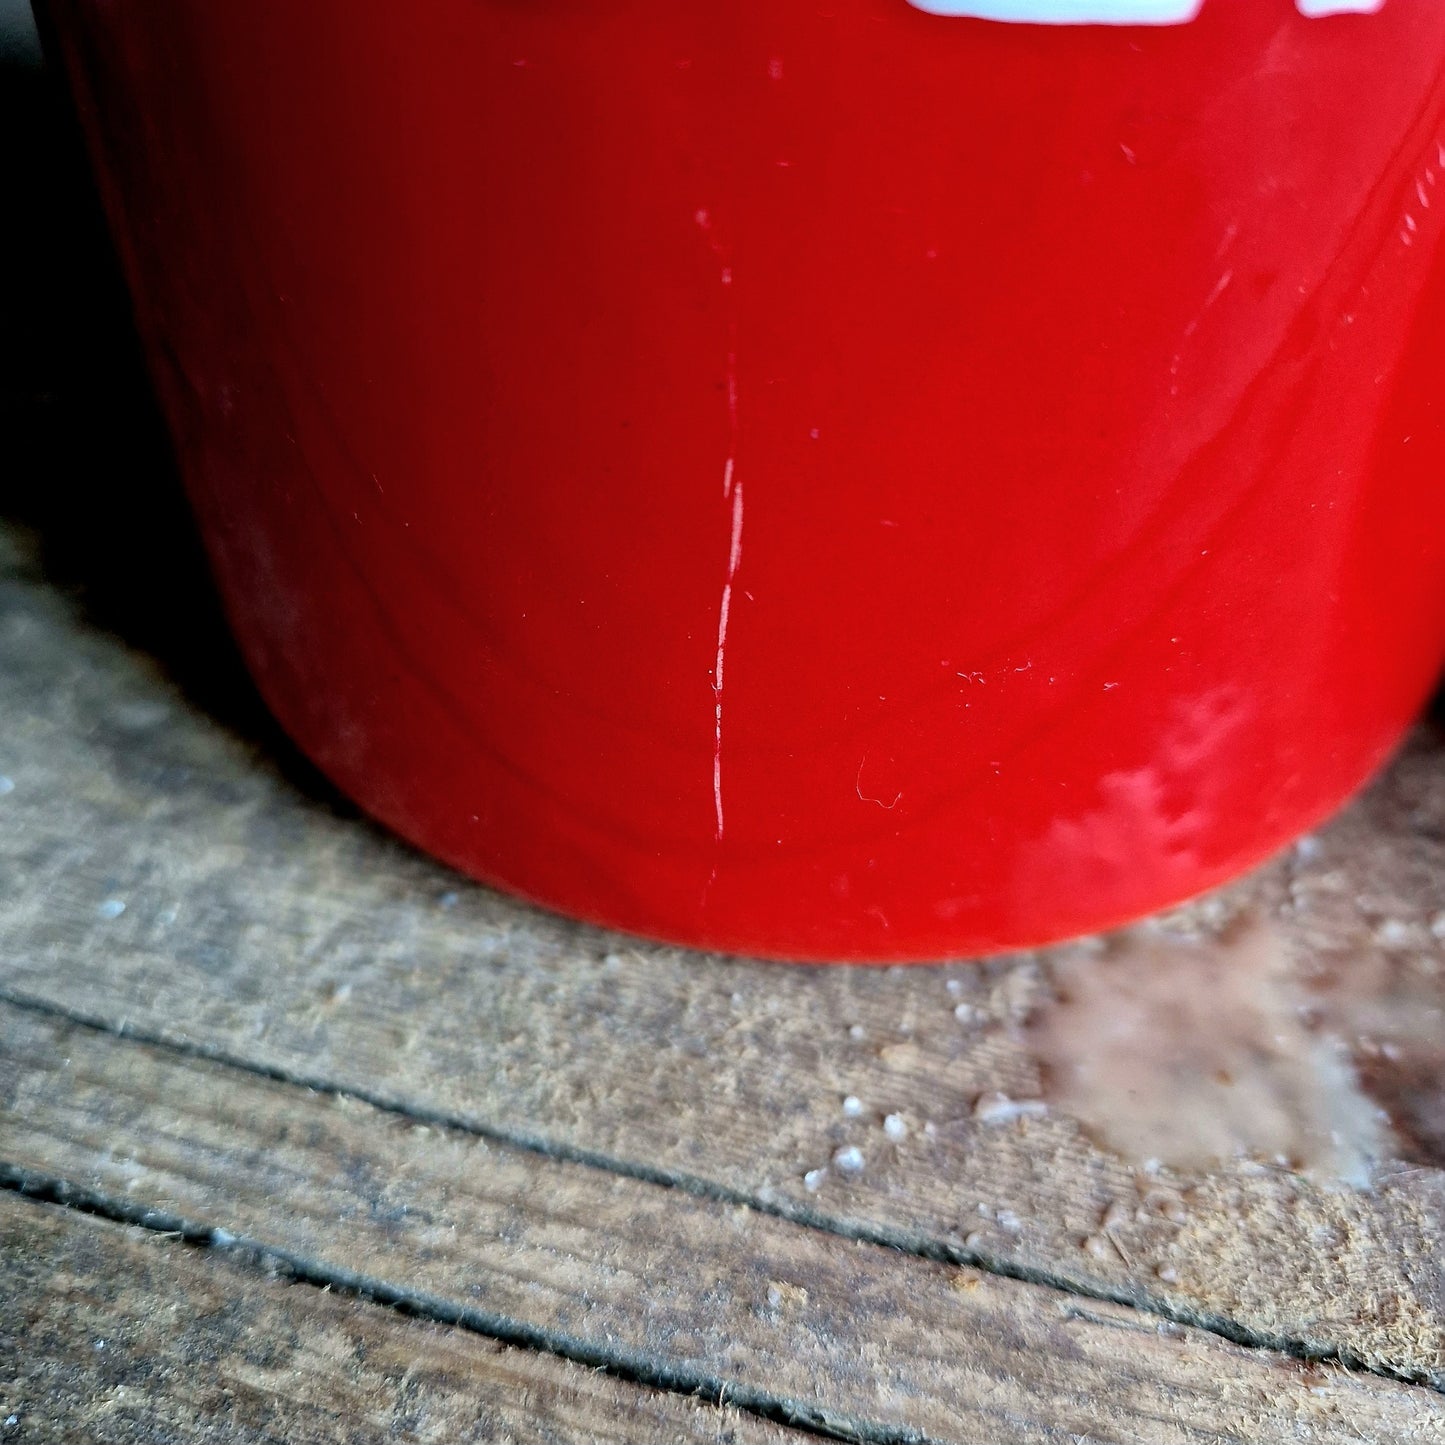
[1, 520, 1443, 1385]
[0, 1190, 800, 1445]
[4, 1001, 1444, 1445]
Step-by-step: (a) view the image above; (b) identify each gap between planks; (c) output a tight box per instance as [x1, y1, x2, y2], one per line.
[3, 996, 1444, 1445]
[2, 538, 1442, 1387]
[0, 982, 1398, 1384]
[0, 1170, 893, 1445]
[0, 1189, 805, 1445]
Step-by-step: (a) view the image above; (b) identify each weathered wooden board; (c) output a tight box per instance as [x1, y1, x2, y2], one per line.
[0, 1190, 801, 1445]
[1, 519, 1443, 1386]
[4, 1001, 1444, 1445]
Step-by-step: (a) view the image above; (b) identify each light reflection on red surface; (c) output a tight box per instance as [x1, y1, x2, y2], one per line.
[49, 0, 1445, 958]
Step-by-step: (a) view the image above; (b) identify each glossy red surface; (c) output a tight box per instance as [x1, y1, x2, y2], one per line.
[49, 0, 1445, 959]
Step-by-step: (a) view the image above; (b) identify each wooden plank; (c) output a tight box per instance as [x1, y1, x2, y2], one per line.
[0, 1191, 800, 1445]
[1, 521, 1443, 1383]
[3, 1003, 1443, 1445]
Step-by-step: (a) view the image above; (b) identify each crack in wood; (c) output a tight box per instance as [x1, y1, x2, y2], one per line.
[3, 985, 1440, 1401]
[0, 1162, 933, 1445]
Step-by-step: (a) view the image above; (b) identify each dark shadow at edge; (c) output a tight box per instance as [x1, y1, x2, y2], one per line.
[0, 55, 357, 818]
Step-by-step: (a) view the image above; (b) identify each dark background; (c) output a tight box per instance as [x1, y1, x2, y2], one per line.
[1, 3, 345, 798]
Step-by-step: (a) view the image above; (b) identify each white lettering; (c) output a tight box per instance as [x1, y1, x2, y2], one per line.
[908, 0, 1382, 20]
[908, 0, 1198, 19]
